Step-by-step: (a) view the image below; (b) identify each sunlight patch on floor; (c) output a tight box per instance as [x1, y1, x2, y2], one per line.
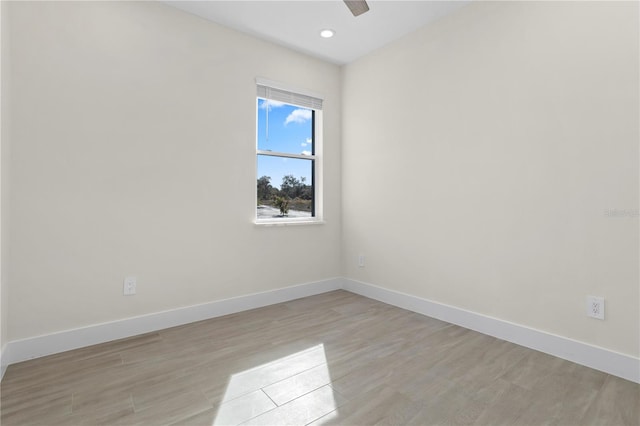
[213, 344, 340, 425]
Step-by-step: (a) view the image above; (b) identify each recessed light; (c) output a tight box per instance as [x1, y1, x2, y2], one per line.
[320, 29, 335, 38]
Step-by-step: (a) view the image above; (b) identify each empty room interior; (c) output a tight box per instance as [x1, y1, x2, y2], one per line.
[0, 0, 638, 425]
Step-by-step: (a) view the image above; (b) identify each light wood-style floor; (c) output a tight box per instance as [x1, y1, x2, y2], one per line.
[1, 290, 638, 425]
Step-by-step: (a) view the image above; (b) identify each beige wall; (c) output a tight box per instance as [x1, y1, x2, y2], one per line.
[4, 0, 638, 362]
[342, 1, 639, 356]
[1, 0, 10, 357]
[5, 1, 342, 340]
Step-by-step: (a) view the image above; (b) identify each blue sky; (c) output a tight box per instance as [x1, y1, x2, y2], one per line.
[257, 99, 313, 190]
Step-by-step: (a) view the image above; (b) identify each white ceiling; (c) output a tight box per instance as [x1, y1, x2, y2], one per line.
[164, 1, 471, 65]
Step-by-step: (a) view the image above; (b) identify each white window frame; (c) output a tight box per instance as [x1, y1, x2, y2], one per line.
[255, 78, 324, 225]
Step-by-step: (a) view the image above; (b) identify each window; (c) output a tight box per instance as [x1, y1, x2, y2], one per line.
[256, 79, 323, 223]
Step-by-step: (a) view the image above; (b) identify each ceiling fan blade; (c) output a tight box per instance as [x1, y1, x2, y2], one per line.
[344, 0, 370, 17]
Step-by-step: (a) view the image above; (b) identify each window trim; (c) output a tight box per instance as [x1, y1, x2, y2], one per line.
[254, 79, 324, 225]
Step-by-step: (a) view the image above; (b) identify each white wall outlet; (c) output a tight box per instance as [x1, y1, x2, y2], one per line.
[586, 295, 604, 320]
[358, 254, 365, 268]
[124, 276, 137, 296]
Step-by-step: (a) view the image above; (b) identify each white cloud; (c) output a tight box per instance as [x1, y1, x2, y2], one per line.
[301, 137, 312, 147]
[259, 99, 286, 110]
[285, 109, 312, 125]
[301, 150, 312, 156]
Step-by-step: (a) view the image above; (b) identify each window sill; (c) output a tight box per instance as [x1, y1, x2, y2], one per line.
[254, 218, 326, 227]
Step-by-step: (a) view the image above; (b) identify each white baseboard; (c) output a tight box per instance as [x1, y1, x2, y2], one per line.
[343, 278, 640, 384]
[3, 278, 343, 369]
[1, 344, 7, 380]
[2, 276, 638, 385]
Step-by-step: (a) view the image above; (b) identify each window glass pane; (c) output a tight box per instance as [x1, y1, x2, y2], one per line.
[257, 155, 313, 219]
[257, 99, 313, 156]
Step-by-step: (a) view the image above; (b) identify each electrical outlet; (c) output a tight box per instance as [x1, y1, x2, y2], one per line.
[358, 254, 365, 268]
[124, 276, 137, 296]
[586, 296, 604, 320]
